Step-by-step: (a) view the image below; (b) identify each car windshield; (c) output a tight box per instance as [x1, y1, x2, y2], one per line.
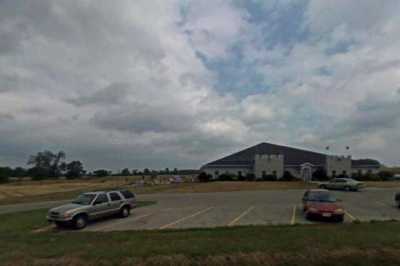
[72, 194, 96, 205]
[308, 192, 337, 203]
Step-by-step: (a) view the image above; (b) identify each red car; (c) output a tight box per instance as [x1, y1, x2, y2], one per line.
[302, 189, 344, 222]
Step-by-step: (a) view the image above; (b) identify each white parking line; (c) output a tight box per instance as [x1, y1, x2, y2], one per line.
[95, 213, 153, 231]
[290, 205, 297, 225]
[159, 207, 214, 229]
[344, 210, 356, 221]
[228, 206, 255, 226]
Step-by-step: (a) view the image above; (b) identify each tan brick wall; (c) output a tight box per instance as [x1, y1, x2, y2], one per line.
[326, 156, 352, 177]
[254, 154, 284, 179]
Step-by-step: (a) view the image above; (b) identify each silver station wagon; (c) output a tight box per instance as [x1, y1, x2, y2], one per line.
[319, 178, 365, 192]
[47, 190, 136, 229]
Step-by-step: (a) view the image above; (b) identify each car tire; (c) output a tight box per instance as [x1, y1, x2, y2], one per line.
[336, 215, 344, 223]
[120, 206, 130, 218]
[55, 221, 66, 228]
[344, 186, 351, 192]
[73, 214, 88, 230]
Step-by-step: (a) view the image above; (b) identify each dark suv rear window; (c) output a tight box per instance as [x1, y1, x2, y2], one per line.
[120, 190, 135, 199]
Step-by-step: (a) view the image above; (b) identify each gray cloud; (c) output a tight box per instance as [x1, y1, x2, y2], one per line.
[91, 104, 196, 134]
[66, 83, 130, 106]
[0, 113, 15, 121]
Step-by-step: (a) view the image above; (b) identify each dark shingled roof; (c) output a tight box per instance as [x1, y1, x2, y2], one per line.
[352, 159, 381, 168]
[203, 142, 327, 168]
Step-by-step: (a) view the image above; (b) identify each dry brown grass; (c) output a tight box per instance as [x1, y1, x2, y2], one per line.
[0, 178, 132, 200]
[162, 181, 316, 194]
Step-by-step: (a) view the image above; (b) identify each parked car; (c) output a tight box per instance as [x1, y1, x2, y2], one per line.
[47, 190, 136, 229]
[395, 192, 400, 208]
[319, 178, 365, 191]
[302, 189, 345, 222]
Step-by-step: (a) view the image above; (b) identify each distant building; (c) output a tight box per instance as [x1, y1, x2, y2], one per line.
[201, 142, 381, 181]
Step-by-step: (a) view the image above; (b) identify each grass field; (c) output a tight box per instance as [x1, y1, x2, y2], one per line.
[1, 208, 400, 266]
[1, 179, 400, 205]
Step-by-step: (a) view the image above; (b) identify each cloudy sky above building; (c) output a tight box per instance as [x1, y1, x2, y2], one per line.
[1, 0, 400, 170]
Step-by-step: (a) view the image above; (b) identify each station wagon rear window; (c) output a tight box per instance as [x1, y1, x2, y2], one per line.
[120, 190, 135, 199]
[110, 192, 121, 201]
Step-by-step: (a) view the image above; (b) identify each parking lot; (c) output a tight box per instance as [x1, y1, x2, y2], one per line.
[85, 187, 400, 231]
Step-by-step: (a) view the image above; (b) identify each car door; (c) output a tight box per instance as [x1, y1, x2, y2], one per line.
[91, 193, 112, 219]
[335, 179, 346, 190]
[330, 179, 342, 190]
[326, 179, 336, 189]
[108, 192, 123, 214]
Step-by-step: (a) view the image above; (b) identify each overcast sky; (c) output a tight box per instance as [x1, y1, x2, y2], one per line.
[1, 0, 400, 170]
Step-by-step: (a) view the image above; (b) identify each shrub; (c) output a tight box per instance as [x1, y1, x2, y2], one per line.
[198, 172, 211, 182]
[28, 167, 48, 181]
[263, 174, 277, 181]
[246, 173, 255, 181]
[93, 169, 110, 178]
[312, 167, 328, 181]
[237, 172, 246, 181]
[218, 174, 234, 181]
[0, 167, 12, 183]
[281, 171, 296, 181]
[357, 172, 380, 181]
[0, 175, 8, 184]
[378, 171, 394, 181]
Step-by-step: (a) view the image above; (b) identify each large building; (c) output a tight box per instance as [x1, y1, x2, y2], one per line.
[201, 142, 381, 181]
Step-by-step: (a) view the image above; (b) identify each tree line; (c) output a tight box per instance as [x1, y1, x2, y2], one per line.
[0, 150, 85, 183]
[0, 150, 197, 183]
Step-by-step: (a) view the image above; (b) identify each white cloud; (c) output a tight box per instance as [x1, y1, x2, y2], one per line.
[1, 0, 400, 169]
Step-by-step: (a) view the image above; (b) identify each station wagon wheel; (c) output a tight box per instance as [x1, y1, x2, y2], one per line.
[120, 206, 130, 218]
[74, 215, 88, 229]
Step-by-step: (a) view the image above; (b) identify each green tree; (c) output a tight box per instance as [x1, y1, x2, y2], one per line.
[93, 169, 110, 177]
[12, 167, 27, 178]
[0, 167, 12, 183]
[27, 150, 66, 179]
[120, 168, 131, 176]
[65, 161, 85, 179]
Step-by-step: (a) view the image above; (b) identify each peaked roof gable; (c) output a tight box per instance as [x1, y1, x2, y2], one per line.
[204, 142, 327, 167]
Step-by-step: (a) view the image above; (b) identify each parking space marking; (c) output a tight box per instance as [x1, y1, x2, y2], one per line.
[290, 205, 297, 225]
[159, 207, 214, 229]
[228, 206, 255, 226]
[344, 210, 356, 221]
[375, 201, 393, 208]
[93, 213, 153, 231]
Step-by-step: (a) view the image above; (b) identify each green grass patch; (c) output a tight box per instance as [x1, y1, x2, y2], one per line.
[1, 206, 400, 266]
